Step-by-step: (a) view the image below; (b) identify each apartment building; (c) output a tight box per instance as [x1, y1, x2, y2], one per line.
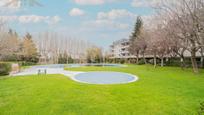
[110, 39, 136, 58]
[110, 39, 202, 59]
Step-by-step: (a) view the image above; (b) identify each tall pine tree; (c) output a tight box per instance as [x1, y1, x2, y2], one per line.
[22, 33, 39, 63]
[128, 16, 143, 63]
[130, 16, 143, 41]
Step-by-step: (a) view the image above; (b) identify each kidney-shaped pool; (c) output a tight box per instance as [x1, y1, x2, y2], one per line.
[72, 72, 138, 85]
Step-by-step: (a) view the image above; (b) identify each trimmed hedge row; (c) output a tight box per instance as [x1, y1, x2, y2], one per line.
[0, 63, 11, 76]
[19, 61, 36, 66]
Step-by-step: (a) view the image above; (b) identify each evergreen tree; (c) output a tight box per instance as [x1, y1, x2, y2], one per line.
[130, 16, 143, 41]
[129, 16, 143, 63]
[22, 33, 39, 63]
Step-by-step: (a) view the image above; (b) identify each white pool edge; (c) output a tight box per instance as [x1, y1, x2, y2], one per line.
[70, 71, 139, 85]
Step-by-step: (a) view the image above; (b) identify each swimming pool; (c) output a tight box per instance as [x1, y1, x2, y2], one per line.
[14, 64, 128, 77]
[72, 72, 138, 85]
[32, 64, 126, 69]
[67, 64, 126, 68]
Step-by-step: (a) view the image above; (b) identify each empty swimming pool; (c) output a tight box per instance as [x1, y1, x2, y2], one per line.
[72, 72, 138, 84]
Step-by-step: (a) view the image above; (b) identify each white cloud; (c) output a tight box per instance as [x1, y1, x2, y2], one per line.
[97, 9, 136, 20]
[0, 15, 61, 24]
[52, 16, 61, 23]
[0, 0, 21, 13]
[69, 8, 85, 16]
[0, 16, 16, 23]
[131, 0, 162, 7]
[18, 15, 47, 23]
[73, 0, 123, 5]
[0, 0, 21, 8]
[82, 9, 137, 31]
[84, 19, 129, 30]
[74, 0, 104, 5]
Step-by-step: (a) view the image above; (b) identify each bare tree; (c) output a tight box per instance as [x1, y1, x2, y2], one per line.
[147, 30, 159, 68]
[86, 46, 103, 63]
[129, 40, 140, 64]
[137, 29, 148, 64]
[155, 0, 204, 73]
[0, 28, 20, 61]
[35, 32, 93, 64]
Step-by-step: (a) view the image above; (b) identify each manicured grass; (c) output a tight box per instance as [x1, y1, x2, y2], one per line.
[0, 65, 204, 114]
[21, 66, 32, 70]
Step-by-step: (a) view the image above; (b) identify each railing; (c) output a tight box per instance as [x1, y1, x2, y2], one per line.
[38, 69, 47, 75]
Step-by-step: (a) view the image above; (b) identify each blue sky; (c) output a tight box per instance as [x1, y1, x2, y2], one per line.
[0, 0, 156, 49]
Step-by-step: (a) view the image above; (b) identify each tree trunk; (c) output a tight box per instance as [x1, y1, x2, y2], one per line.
[136, 55, 139, 64]
[200, 48, 204, 68]
[191, 50, 199, 73]
[143, 53, 147, 64]
[161, 57, 164, 67]
[154, 53, 157, 68]
[200, 56, 204, 68]
[180, 55, 186, 69]
[67, 57, 69, 64]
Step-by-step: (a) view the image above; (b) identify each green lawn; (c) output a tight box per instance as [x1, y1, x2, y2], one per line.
[0, 65, 204, 115]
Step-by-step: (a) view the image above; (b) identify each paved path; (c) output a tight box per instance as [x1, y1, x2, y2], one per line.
[12, 67, 84, 77]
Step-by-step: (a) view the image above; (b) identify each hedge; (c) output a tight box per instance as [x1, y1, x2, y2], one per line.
[0, 63, 11, 76]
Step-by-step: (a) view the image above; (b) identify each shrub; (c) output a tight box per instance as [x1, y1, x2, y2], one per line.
[138, 59, 145, 65]
[165, 58, 193, 67]
[58, 57, 67, 64]
[114, 58, 126, 64]
[0, 63, 11, 76]
[20, 62, 36, 66]
[118, 59, 125, 64]
[68, 56, 74, 64]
